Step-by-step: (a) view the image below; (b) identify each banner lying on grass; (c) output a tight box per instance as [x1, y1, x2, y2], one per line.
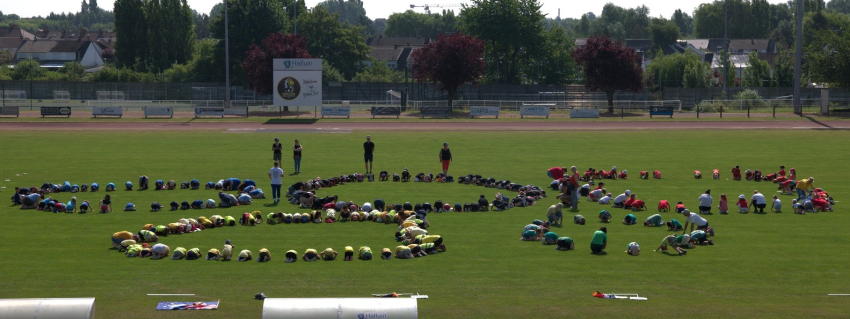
[156, 301, 219, 310]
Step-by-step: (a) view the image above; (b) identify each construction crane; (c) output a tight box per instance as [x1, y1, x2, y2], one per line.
[409, 3, 461, 14]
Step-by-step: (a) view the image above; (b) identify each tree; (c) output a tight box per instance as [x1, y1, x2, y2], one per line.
[672, 9, 693, 36]
[682, 58, 712, 88]
[114, 0, 148, 69]
[353, 59, 403, 83]
[648, 18, 679, 55]
[572, 35, 643, 111]
[646, 52, 704, 90]
[461, 0, 545, 84]
[411, 33, 485, 108]
[243, 33, 311, 96]
[298, 5, 369, 80]
[384, 10, 457, 38]
[12, 59, 45, 80]
[210, 0, 288, 85]
[318, 0, 374, 36]
[322, 60, 344, 84]
[828, 0, 850, 14]
[536, 25, 575, 85]
[773, 49, 794, 87]
[743, 51, 772, 87]
[61, 61, 86, 81]
[807, 30, 850, 88]
[717, 49, 737, 88]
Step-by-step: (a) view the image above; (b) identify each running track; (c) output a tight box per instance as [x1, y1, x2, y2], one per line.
[1, 120, 849, 132]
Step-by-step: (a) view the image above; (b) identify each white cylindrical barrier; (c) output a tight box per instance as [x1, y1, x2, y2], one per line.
[263, 298, 417, 319]
[0, 298, 95, 319]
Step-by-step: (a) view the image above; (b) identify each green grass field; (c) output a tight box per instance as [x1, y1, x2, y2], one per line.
[1, 129, 848, 318]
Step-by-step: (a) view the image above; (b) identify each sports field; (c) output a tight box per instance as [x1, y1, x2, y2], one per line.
[1, 126, 848, 318]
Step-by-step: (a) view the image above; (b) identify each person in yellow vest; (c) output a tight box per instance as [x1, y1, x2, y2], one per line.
[285, 250, 298, 263]
[118, 239, 137, 252]
[237, 249, 253, 262]
[395, 245, 413, 259]
[186, 247, 201, 260]
[303, 248, 319, 261]
[343, 246, 355, 261]
[381, 248, 392, 260]
[172, 247, 187, 260]
[257, 248, 271, 262]
[359, 246, 373, 260]
[125, 244, 143, 257]
[111, 231, 135, 249]
[206, 248, 221, 260]
[321, 247, 338, 261]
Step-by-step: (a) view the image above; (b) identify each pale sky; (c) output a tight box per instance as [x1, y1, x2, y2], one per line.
[8, 0, 793, 21]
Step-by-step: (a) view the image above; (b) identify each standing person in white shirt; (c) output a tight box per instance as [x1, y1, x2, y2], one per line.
[697, 189, 713, 215]
[682, 209, 713, 236]
[268, 161, 284, 204]
[750, 190, 767, 213]
[612, 190, 630, 208]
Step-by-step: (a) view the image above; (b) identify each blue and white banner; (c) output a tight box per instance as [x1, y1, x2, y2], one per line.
[194, 107, 225, 117]
[569, 108, 599, 118]
[520, 106, 550, 118]
[92, 106, 123, 117]
[470, 106, 500, 117]
[321, 107, 351, 118]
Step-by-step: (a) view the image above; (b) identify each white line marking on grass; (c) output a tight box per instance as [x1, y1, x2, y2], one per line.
[147, 294, 196, 296]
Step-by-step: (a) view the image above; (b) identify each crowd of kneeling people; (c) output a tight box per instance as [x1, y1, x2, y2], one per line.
[109, 198, 448, 261]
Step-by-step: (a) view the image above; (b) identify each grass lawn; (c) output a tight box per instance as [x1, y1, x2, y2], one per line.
[0, 130, 848, 318]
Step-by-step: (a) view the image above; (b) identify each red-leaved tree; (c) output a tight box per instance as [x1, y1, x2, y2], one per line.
[572, 35, 643, 112]
[243, 33, 311, 96]
[411, 33, 485, 108]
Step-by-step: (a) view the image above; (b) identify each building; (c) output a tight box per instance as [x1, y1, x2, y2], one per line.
[364, 37, 430, 71]
[15, 40, 104, 69]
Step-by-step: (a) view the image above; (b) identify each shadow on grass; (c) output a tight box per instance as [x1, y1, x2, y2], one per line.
[263, 118, 319, 125]
[590, 251, 608, 255]
[263, 202, 279, 207]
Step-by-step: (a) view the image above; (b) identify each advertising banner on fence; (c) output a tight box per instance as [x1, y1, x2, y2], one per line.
[321, 107, 350, 118]
[520, 106, 550, 118]
[41, 106, 72, 116]
[569, 108, 599, 118]
[92, 106, 123, 117]
[224, 107, 248, 117]
[0, 106, 19, 116]
[273, 59, 322, 107]
[194, 107, 224, 117]
[144, 106, 174, 117]
[470, 106, 500, 118]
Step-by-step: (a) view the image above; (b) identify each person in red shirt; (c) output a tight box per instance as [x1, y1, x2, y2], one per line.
[732, 166, 742, 180]
[779, 179, 795, 194]
[653, 170, 662, 179]
[594, 182, 605, 190]
[594, 170, 606, 180]
[583, 168, 595, 181]
[639, 171, 649, 179]
[630, 198, 646, 211]
[547, 167, 566, 180]
[774, 175, 787, 183]
[675, 201, 686, 213]
[694, 170, 702, 179]
[778, 165, 786, 177]
[618, 170, 628, 179]
[788, 168, 796, 181]
[568, 166, 580, 209]
[623, 194, 636, 209]
[607, 166, 618, 180]
[712, 169, 720, 179]
[658, 200, 670, 212]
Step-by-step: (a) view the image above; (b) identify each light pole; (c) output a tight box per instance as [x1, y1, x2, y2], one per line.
[224, 0, 230, 106]
[793, 0, 803, 114]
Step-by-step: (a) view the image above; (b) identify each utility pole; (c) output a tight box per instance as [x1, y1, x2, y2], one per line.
[793, 0, 803, 114]
[224, 0, 230, 106]
[724, 0, 729, 100]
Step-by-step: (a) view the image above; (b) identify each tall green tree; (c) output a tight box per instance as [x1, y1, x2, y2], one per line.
[646, 52, 704, 90]
[12, 59, 44, 80]
[210, 0, 288, 85]
[114, 0, 148, 69]
[384, 10, 457, 38]
[353, 59, 403, 83]
[461, 0, 545, 84]
[672, 9, 693, 36]
[318, 0, 373, 36]
[743, 51, 772, 87]
[773, 49, 794, 87]
[298, 5, 369, 80]
[61, 61, 86, 81]
[648, 18, 680, 55]
[682, 58, 712, 88]
[536, 25, 575, 85]
[807, 30, 850, 88]
[828, 0, 850, 14]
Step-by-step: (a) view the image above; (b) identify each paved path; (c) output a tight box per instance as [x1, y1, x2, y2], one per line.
[1, 119, 849, 132]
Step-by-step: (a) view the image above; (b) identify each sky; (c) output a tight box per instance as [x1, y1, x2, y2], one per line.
[7, 0, 794, 21]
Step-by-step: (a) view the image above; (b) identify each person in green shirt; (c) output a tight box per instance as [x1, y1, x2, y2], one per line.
[590, 227, 607, 253]
[644, 214, 663, 227]
[666, 219, 683, 231]
[690, 230, 714, 245]
[556, 237, 574, 251]
[598, 210, 611, 223]
[676, 234, 694, 248]
[542, 231, 559, 245]
[574, 214, 586, 225]
[622, 213, 637, 225]
[224, 215, 236, 226]
[654, 235, 687, 256]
